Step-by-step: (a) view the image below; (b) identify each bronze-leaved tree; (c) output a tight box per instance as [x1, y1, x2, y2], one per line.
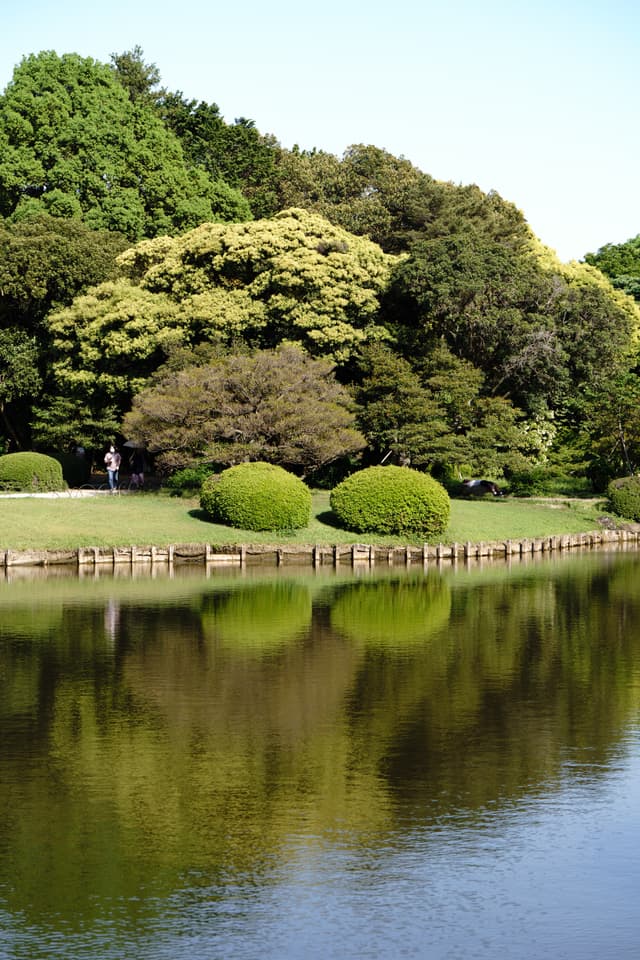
[123, 344, 366, 477]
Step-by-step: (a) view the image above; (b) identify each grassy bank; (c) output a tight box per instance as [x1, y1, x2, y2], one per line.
[0, 490, 610, 551]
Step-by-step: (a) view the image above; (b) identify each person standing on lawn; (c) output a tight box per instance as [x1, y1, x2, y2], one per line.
[104, 445, 121, 491]
[129, 448, 145, 489]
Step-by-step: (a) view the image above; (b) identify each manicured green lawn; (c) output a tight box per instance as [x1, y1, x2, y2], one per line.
[0, 490, 610, 551]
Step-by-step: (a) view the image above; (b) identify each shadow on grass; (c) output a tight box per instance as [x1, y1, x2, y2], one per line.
[315, 509, 342, 529]
[188, 508, 213, 523]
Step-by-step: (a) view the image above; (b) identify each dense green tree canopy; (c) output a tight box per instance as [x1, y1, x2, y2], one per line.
[110, 45, 163, 107]
[0, 51, 251, 239]
[274, 144, 531, 254]
[118, 207, 395, 359]
[384, 232, 640, 414]
[0, 215, 130, 446]
[123, 344, 366, 476]
[159, 94, 281, 220]
[576, 371, 640, 480]
[35, 209, 394, 446]
[352, 343, 541, 477]
[2, 44, 640, 483]
[0, 214, 128, 330]
[585, 234, 640, 302]
[0, 329, 41, 447]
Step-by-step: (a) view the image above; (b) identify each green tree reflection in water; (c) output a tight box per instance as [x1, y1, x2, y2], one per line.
[0, 554, 639, 941]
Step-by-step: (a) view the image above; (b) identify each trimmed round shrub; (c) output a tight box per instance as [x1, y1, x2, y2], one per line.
[330, 465, 450, 538]
[607, 475, 640, 521]
[200, 462, 311, 531]
[0, 452, 67, 492]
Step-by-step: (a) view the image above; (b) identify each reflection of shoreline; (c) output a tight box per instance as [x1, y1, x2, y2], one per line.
[0, 543, 638, 590]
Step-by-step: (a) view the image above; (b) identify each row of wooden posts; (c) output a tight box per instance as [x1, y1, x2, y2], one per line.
[1, 526, 639, 569]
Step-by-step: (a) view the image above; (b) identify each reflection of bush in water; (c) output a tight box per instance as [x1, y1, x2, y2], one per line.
[330, 578, 451, 647]
[203, 582, 312, 652]
[0, 605, 63, 638]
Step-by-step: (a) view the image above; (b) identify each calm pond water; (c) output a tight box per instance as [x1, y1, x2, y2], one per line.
[1, 548, 640, 960]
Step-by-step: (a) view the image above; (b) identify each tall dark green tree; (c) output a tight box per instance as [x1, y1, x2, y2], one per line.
[351, 342, 538, 477]
[383, 231, 638, 415]
[159, 93, 280, 219]
[274, 144, 531, 254]
[110, 45, 163, 106]
[0, 215, 129, 447]
[0, 51, 251, 239]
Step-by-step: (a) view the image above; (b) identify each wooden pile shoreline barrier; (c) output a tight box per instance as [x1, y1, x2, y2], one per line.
[1, 526, 640, 569]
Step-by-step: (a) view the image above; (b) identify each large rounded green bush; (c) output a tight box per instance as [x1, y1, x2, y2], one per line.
[330, 465, 450, 538]
[200, 462, 311, 531]
[607, 475, 640, 521]
[0, 452, 67, 492]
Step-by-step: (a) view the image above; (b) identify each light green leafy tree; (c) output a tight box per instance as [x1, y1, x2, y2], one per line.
[118, 207, 395, 360]
[35, 210, 394, 446]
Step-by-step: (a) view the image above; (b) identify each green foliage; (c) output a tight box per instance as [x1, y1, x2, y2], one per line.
[385, 231, 640, 415]
[352, 343, 449, 465]
[585, 235, 640, 302]
[0, 451, 66, 492]
[352, 342, 539, 477]
[0, 215, 128, 327]
[159, 93, 280, 219]
[200, 462, 311, 531]
[31, 396, 122, 453]
[330, 465, 450, 538]
[51, 451, 91, 488]
[275, 144, 530, 254]
[607, 476, 640, 521]
[0, 52, 250, 240]
[575, 372, 640, 484]
[123, 345, 366, 477]
[165, 464, 215, 497]
[43, 209, 393, 445]
[0, 329, 41, 408]
[118, 207, 395, 361]
[110, 45, 163, 107]
[505, 465, 574, 497]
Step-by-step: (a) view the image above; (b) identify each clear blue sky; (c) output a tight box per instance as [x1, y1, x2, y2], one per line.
[1, 0, 638, 261]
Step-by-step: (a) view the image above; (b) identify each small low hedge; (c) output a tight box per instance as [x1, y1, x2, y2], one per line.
[330, 465, 450, 539]
[166, 464, 215, 497]
[607, 475, 640, 521]
[0, 452, 67, 493]
[200, 461, 311, 531]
